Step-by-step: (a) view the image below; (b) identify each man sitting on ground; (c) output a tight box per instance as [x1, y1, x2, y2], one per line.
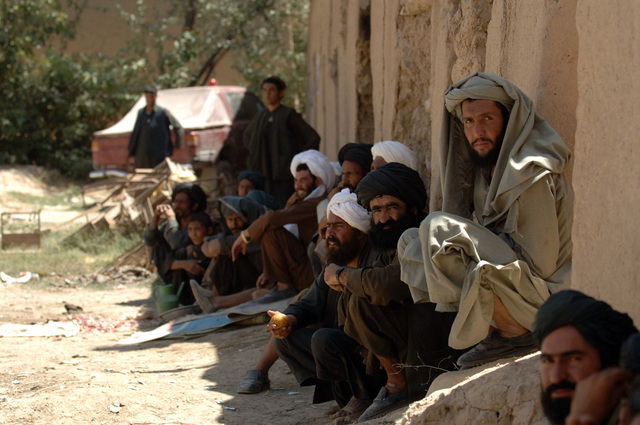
[237, 170, 283, 210]
[231, 149, 336, 302]
[144, 181, 207, 305]
[398, 73, 574, 368]
[533, 289, 637, 425]
[325, 163, 456, 421]
[191, 196, 267, 312]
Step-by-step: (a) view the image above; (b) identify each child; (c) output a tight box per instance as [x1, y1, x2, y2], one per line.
[173, 211, 215, 286]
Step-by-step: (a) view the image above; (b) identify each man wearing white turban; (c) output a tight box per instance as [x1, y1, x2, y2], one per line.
[228, 149, 336, 305]
[397, 73, 574, 369]
[269, 189, 386, 423]
[371, 140, 419, 171]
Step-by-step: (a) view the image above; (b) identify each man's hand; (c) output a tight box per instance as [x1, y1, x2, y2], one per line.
[266, 310, 297, 339]
[255, 273, 268, 289]
[565, 367, 633, 425]
[231, 233, 248, 261]
[324, 263, 345, 292]
[173, 259, 205, 275]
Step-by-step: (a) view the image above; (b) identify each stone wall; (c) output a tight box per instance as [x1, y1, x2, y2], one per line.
[307, 0, 639, 324]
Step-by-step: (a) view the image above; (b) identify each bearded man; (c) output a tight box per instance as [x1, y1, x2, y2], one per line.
[144, 181, 207, 305]
[398, 73, 574, 368]
[533, 290, 637, 425]
[323, 163, 456, 422]
[229, 149, 335, 301]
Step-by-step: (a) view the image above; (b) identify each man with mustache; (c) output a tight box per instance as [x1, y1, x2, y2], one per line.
[324, 163, 457, 422]
[532, 290, 637, 425]
[398, 73, 575, 368]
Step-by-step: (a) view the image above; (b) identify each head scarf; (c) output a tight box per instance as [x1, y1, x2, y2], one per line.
[339, 143, 373, 174]
[620, 333, 640, 374]
[439, 72, 572, 226]
[356, 162, 427, 217]
[290, 149, 336, 190]
[371, 141, 419, 171]
[218, 196, 266, 232]
[246, 190, 283, 211]
[533, 290, 638, 368]
[237, 170, 266, 192]
[172, 182, 207, 212]
[327, 189, 371, 234]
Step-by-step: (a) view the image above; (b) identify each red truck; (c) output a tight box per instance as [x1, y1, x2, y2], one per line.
[91, 85, 263, 178]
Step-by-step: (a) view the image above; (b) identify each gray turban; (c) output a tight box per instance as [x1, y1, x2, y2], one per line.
[533, 289, 638, 368]
[327, 189, 371, 234]
[219, 196, 266, 227]
[444, 74, 515, 120]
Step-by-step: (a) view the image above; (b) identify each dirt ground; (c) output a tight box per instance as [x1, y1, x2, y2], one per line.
[0, 167, 404, 425]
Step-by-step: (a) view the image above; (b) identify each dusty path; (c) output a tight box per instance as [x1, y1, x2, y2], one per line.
[0, 280, 336, 425]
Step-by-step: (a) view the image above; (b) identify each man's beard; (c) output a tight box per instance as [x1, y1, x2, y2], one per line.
[466, 130, 505, 168]
[369, 213, 420, 250]
[298, 181, 317, 199]
[540, 382, 575, 425]
[326, 234, 362, 266]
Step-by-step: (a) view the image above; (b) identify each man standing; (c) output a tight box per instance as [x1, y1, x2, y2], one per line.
[325, 163, 456, 421]
[144, 182, 207, 305]
[128, 85, 184, 169]
[244, 76, 320, 204]
[398, 72, 574, 368]
[533, 289, 637, 425]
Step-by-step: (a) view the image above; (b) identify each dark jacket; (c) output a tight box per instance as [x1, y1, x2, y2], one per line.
[128, 106, 184, 160]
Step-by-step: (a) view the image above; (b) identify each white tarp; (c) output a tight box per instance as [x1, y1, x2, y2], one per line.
[94, 86, 243, 137]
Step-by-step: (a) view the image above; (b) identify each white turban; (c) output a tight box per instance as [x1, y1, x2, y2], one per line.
[371, 140, 419, 171]
[290, 149, 336, 190]
[327, 188, 371, 233]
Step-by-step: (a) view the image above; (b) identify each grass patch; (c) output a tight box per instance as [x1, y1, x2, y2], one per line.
[6, 186, 84, 210]
[0, 226, 142, 278]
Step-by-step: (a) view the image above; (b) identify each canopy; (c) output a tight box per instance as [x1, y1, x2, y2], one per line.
[94, 86, 246, 137]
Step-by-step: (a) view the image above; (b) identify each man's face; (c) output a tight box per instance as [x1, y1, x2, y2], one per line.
[237, 179, 255, 197]
[368, 195, 418, 250]
[261, 82, 283, 107]
[173, 192, 195, 221]
[188, 221, 210, 246]
[145, 92, 156, 109]
[225, 212, 246, 235]
[325, 211, 363, 266]
[341, 160, 365, 192]
[371, 156, 386, 171]
[540, 325, 603, 425]
[294, 169, 317, 200]
[461, 99, 506, 167]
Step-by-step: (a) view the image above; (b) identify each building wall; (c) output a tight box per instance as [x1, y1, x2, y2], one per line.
[307, 0, 639, 323]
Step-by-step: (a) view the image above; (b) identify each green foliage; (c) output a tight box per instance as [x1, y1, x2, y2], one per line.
[0, 0, 310, 179]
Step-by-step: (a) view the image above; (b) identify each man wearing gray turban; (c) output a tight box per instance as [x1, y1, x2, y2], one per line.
[533, 290, 637, 425]
[190, 196, 267, 312]
[398, 73, 574, 368]
[323, 163, 456, 422]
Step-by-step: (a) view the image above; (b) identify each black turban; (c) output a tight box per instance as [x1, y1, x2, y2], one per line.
[172, 182, 207, 212]
[355, 162, 428, 216]
[238, 170, 266, 191]
[338, 143, 373, 175]
[533, 290, 638, 368]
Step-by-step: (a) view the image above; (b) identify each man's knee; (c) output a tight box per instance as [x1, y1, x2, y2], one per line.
[311, 328, 343, 359]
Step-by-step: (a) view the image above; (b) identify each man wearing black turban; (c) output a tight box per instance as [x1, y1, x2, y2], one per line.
[533, 290, 637, 425]
[144, 181, 208, 305]
[323, 163, 455, 422]
[335, 143, 373, 193]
